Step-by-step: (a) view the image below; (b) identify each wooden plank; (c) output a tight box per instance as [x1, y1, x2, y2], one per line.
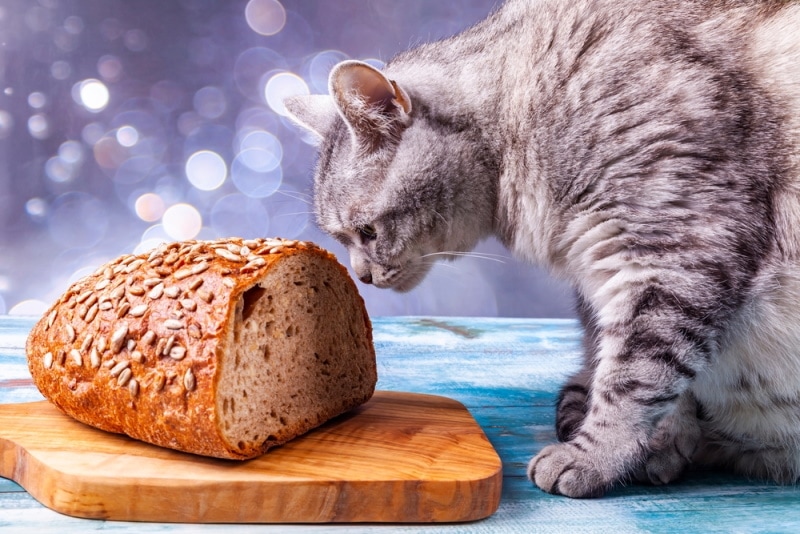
[0, 391, 501, 524]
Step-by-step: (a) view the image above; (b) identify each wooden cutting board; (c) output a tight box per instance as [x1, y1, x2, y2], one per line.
[0, 391, 502, 523]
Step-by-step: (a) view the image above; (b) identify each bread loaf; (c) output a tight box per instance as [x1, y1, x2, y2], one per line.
[26, 237, 377, 459]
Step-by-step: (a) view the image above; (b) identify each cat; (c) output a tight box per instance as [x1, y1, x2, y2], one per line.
[284, 0, 800, 498]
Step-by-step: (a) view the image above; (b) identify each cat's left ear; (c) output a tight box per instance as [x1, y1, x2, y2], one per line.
[328, 60, 412, 147]
[283, 95, 339, 144]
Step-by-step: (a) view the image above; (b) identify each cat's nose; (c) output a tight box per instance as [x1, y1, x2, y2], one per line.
[359, 272, 373, 284]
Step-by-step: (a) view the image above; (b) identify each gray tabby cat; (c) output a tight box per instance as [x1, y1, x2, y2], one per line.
[285, 0, 800, 498]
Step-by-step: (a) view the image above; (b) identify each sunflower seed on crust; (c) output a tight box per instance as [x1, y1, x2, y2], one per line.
[116, 301, 131, 318]
[81, 334, 94, 353]
[164, 319, 183, 330]
[152, 373, 166, 392]
[70, 349, 82, 366]
[128, 286, 145, 297]
[148, 283, 164, 299]
[95, 279, 110, 291]
[110, 324, 128, 354]
[183, 368, 196, 391]
[85, 304, 99, 323]
[43, 352, 54, 369]
[90, 348, 101, 368]
[163, 335, 176, 356]
[129, 304, 148, 317]
[215, 248, 244, 262]
[117, 368, 132, 387]
[191, 261, 210, 275]
[174, 268, 193, 280]
[169, 345, 186, 360]
[66, 324, 76, 343]
[109, 360, 130, 377]
[141, 330, 156, 346]
[164, 286, 180, 299]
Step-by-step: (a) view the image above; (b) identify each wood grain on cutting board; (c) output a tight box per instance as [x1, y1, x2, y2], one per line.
[0, 390, 502, 523]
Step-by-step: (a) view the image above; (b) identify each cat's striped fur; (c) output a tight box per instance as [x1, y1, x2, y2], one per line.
[285, 0, 800, 498]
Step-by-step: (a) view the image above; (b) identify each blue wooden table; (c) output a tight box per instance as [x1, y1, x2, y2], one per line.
[2, 315, 800, 533]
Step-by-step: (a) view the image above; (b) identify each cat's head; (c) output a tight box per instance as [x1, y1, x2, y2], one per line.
[285, 61, 496, 292]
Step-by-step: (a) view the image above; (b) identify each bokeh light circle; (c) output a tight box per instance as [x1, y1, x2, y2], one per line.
[58, 140, 83, 164]
[245, 0, 287, 36]
[231, 152, 282, 198]
[116, 125, 139, 147]
[135, 193, 165, 222]
[73, 78, 110, 112]
[185, 150, 227, 191]
[27, 91, 47, 109]
[235, 129, 283, 174]
[27, 113, 50, 139]
[162, 203, 202, 241]
[264, 72, 309, 116]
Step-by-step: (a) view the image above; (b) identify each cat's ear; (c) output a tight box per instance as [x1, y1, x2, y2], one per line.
[283, 95, 339, 143]
[328, 60, 412, 147]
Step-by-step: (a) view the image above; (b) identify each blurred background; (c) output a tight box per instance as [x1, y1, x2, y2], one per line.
[0, 0, 574, 318]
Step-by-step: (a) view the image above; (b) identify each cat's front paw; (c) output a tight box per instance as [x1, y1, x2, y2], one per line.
[527, 443, 611, 498]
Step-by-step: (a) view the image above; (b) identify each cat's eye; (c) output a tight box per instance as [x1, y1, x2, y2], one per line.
[358, 224, 378, 241]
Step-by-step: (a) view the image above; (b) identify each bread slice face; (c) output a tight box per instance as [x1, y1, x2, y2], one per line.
[219, 252, 376, 457]
[26, 238, 376, 459]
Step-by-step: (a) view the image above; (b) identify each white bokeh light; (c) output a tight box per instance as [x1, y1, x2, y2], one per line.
[185, 150, 227, 191]
[245, 0, 286, 36]
[135, 193, 165, 222]
[58, 140, 83, 164]
[73, 78, 110, 112]
[27, 91, 47, 109]
[162, 203, 202, 241]
[27, 113, 50, 139]
[116, 125, 139, 147]
[264, 72, 309, 116]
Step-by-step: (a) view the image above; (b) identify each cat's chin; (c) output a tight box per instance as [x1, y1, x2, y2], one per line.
[376, 266, 429, 293]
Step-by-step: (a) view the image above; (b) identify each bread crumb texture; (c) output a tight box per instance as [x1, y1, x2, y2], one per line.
[26, 237, 376, 459]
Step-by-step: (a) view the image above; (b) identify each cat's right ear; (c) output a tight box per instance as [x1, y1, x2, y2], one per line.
[283, 95, 339, 144]
[328, 60, 412, 148]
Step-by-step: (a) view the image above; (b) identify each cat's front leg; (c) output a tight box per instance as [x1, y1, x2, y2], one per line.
[528, 284, 715, 498]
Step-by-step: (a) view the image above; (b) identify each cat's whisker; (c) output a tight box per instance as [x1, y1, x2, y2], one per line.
[272, 189, 313, 205]
[275, 211, 316, 217]
[420, 251, 508, 264]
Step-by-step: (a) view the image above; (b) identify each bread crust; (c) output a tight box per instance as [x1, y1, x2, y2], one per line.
[26, 237, 376, 459]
